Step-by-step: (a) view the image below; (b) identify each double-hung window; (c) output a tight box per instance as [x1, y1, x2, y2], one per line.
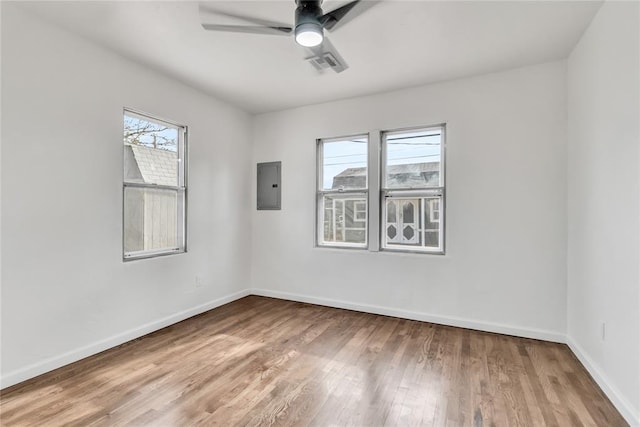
[381, 126, 445, 253]
[315, 125, 445, 254]
[316, 135, 369, 248]
[123, 109, 187, 260]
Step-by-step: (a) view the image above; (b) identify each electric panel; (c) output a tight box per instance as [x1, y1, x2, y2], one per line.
[257, 161, 281, 210]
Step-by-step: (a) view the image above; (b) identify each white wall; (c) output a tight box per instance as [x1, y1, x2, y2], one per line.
[567, 2, 640, 424]
[251, 61, 568, 341]
[1, 3, 252, 387]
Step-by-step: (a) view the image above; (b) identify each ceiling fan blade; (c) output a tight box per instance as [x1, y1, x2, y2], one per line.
[201, 23, 292, 36]
[199, 4, 292, 32]
[305, 37, 349, 73]
[321, 0, 379, 32]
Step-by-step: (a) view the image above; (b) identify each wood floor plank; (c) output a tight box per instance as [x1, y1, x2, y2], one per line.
[0, 296, 629, 426]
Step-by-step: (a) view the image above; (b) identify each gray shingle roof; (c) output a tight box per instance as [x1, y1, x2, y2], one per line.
[335, 162, 439, 178]
[124, 144, 178, 186]
[332, 162, 440, 189]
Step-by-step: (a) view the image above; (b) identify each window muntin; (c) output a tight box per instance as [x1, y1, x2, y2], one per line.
[317, 135, 368, 248]
[382, 126, 445, 253]
[123, 110, 187, 260]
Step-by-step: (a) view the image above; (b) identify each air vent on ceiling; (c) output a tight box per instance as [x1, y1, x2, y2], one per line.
[306, 52, 346, 73]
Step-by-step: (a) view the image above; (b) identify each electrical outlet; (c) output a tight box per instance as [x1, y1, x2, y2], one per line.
[195, 276, 203, 288]
[601, 322, 606, 341]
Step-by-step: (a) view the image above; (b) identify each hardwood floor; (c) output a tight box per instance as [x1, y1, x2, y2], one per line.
[0, 296, 627, 426]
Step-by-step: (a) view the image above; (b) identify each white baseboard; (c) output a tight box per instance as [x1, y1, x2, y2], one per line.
[250, 288, 566, 343]
[0, 289, 250, 390]
[566, 336, 640, 427]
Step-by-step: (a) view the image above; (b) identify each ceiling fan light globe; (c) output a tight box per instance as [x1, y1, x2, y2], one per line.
[295, 23, 323, 47]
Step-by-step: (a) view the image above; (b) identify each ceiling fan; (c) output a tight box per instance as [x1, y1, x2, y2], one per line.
[200, 0, 376, 73]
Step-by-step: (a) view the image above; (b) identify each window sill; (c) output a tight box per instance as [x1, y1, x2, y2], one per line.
[315, 243, 368, 251]
[123, 248, 186, 262]
[380, 247, 445, 256]
[312, 245, 447, 258]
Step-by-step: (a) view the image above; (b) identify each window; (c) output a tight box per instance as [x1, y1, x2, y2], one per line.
[316, 135, 368, 248]
[123, 109, 187, 260]
[315, 125, 445, 254]
[382, 126, 445, 252]
[353, 200, 367, 222]
[429, 199, 440, 223]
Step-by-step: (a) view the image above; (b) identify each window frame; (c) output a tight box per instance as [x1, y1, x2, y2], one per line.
[314, 125, 446, 255]
[353, 200, 367, 222]
[429, 199, 441, 224]
[315, 134, 369, 249]
[380, 125, 446, 254]
[122, 108, 188, 261]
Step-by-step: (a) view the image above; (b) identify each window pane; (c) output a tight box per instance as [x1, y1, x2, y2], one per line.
[124, 114, 180, 186]
[124, 186, 184, 254]
[321, 136, 368, 190]
[384, 128, 442, 189]
[384, 196, 441, 250]
[320, 195, 367, 246]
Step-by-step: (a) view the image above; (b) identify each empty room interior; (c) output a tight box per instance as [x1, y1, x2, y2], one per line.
[1, 0, 639, 425]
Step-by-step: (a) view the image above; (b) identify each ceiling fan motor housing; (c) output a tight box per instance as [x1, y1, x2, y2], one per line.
[295, 0, 324, 43]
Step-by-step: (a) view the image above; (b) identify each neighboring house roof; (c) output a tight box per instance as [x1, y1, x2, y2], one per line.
[335, 167, 367, 178]
[124, 144, 177, 186]
[332, 162, 440, 189]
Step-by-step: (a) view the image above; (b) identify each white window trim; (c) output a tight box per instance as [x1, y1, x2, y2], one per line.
[123, 108, 188, 261]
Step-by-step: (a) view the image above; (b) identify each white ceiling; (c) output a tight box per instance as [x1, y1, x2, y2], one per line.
[17, 1, 601, 114]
